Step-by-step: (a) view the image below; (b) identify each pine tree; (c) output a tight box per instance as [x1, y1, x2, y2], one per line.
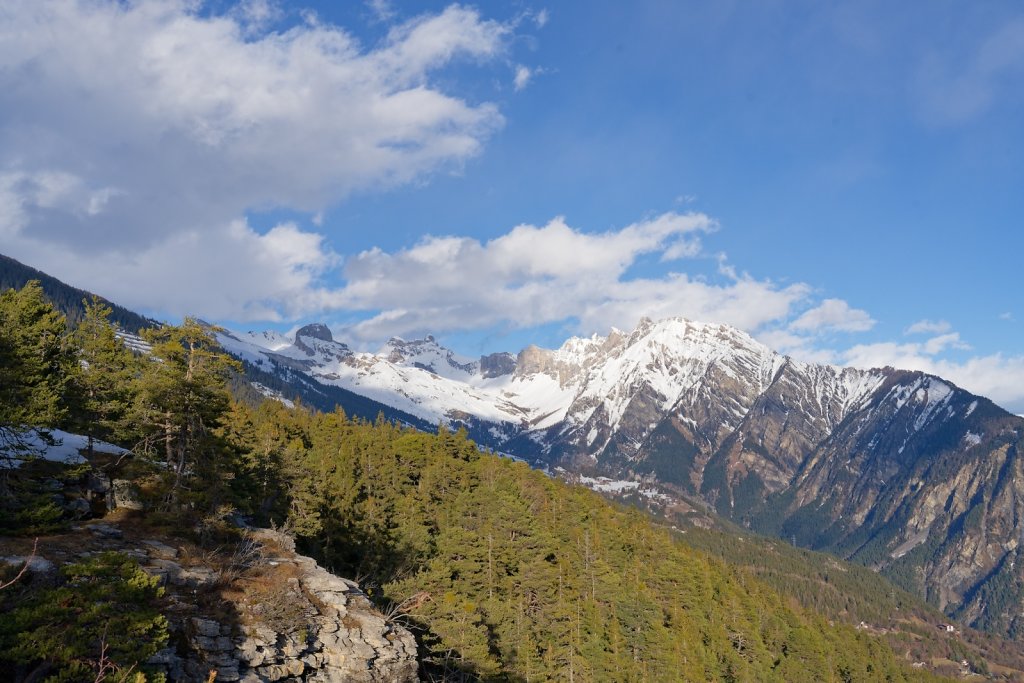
[0, 281, 76, 457]
[135, 318, 239, 507]
[0, 551, 168, 681]
[67, 297, 140, 456]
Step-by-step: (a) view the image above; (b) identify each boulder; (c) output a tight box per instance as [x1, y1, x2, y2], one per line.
[111, 479, 144, 510]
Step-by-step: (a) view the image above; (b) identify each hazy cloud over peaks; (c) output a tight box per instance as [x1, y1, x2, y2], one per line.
[330, 212, 810, 343]
[790, 298, 876, 333]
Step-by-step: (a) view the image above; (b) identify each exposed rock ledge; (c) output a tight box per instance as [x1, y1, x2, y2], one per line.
[152, 528, 418, 682]
[1, 522, 419, 682]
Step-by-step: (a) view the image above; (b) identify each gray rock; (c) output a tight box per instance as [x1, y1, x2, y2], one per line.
[237, 642, 267, 667]
[146, 647, 178, 665]
[176, 565, 217, 587]
[1, 555, 55, 574]
[86, 522, 123, 538]
[203, 652, 238, 667]
[112, 479, 144, 510]
[193, 635, 234, 652]
[215, 665, 241, 681]
[256, 664, 289, 681]
[145, 527, 418, 683]
[285, 658, 306, 676]
[191, 617, 222, 638]
[141, 539, 179, 559]
[248, 527, 296, 553]
[281, 639, 304, 658]
[303, 652, 325, 668]
[63, 497, 92, 517]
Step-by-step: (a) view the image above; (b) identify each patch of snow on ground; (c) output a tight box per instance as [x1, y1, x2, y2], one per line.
[913, 379, 953, 431]
[0, 428, 129, 468]
[252, 383, 295, 408]
[216, 331, 275, 366]
[640, 488, 674, 503]
[116, 330, 151, 354]
[962, 431, 982, 447]
[238, 330, 293, 351]
[578, 475, 640, 494]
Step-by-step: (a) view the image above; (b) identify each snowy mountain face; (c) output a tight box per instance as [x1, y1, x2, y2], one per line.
[221, 316, 1024, 637]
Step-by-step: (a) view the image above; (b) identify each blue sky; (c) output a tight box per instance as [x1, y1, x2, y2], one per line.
[1, 0, 1023, 410]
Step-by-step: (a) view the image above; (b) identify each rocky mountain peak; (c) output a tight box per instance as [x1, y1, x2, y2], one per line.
[381, 335, 476, 378]
[291, 324, 352, 362]
[383, 335, 437, 360]
[480, 351, 516, 378]
[515, 344, 557, 377]
[295, 323, 333, 342]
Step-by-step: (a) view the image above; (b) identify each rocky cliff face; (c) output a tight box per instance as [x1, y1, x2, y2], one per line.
[0, 521, 419, 683]
[152, 527, 419, 683]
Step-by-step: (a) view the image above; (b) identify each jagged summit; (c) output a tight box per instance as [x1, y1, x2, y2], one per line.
[295, 323, 333, 342]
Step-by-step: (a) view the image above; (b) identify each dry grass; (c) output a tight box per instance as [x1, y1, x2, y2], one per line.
[223, 560, 310, 635]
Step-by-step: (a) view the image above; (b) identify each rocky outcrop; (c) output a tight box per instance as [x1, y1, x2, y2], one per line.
[295, 324, 334, 343]
[479, 352, 516, 379]
[143, 528, 418, 682]
[0, 518, 419, 683]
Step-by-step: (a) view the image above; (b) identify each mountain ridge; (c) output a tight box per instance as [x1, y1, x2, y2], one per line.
[223, 315, 1024, 638]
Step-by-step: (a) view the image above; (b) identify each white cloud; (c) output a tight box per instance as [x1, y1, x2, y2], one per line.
[514, 65, 533, 91]
[753, 329, 838, 365]
[11, 220, 339, 323]
[790, 298, 875, 333]
[1000, 311, 1014, 321]
[366, 0, 396, 23]
[230, 0, 284, 33]
[905, 318, 951, 335]
[321, 212, 810, 343]
[0, 0, 515, 316]
[921, 332, 971, 355]
[660, 238, 704, 260]
[534, 9, 550, 28]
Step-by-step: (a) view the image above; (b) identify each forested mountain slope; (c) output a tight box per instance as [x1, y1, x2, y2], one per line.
[0, 253, 155, 333]
[219, 401, 957, 681]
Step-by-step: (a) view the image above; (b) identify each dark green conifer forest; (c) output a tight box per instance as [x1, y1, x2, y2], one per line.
[0, 281, 962, 681]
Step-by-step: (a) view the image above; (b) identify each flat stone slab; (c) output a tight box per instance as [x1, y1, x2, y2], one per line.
[141, 539, 179, 559]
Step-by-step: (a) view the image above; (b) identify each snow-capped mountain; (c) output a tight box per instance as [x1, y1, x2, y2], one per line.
[221, 316, 1024, 637]
[218, 316, 912, 469]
